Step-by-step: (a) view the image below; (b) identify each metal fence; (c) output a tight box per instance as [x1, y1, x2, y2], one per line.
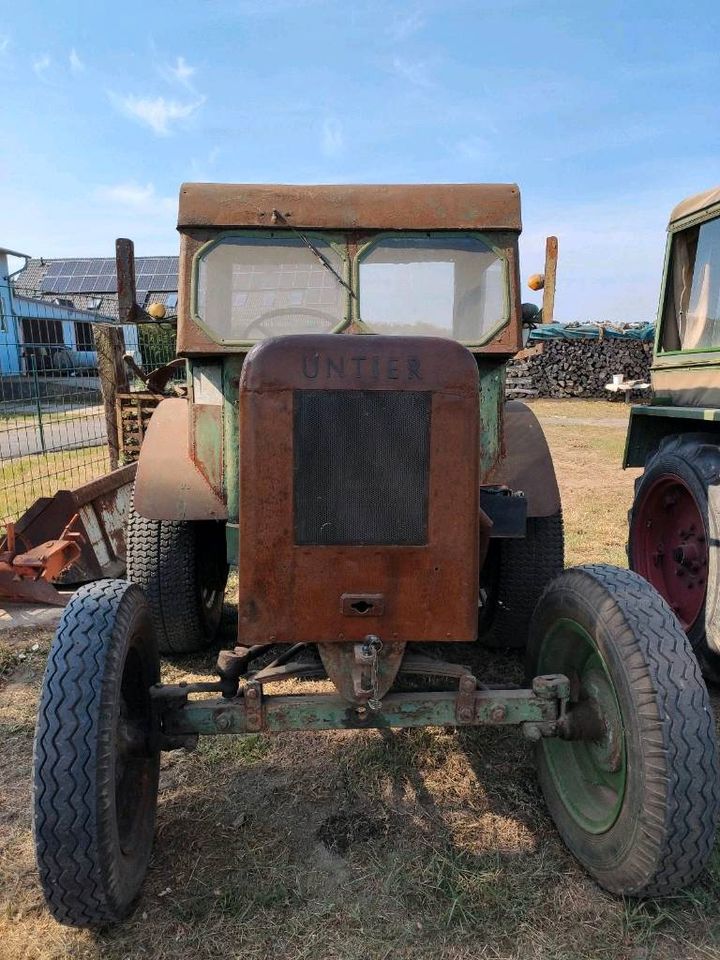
[0, 279, 177, 524]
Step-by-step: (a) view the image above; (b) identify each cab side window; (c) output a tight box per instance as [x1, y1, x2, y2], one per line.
[661, 218, 720, 351]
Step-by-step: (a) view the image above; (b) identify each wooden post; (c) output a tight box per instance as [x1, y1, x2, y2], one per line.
[94, 324, 129, 470]
[542, 236, 558, 325]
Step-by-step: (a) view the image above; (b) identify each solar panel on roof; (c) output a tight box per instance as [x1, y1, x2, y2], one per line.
[40, 256, 178, 297]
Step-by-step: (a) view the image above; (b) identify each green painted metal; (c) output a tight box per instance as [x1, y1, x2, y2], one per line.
[161, 687, 557, 736]
[624, 404, 720, 467]
[222, 354, 244, 524]
[477, 361, 505, 477]
[537, 618, 626, 835]
[628, 405, 720, 421]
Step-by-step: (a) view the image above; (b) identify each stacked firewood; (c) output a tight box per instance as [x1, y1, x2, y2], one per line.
[506, 339, 653, 400]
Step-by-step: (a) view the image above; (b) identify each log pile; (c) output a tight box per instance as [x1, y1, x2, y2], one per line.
[506, 339, 652, 400]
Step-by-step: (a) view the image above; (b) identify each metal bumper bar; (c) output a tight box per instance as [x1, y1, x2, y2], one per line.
[156, 677, 567, 742]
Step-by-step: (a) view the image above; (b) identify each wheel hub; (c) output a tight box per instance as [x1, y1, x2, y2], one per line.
[538, 619, 626, 835]
[632, 474, 708, 631]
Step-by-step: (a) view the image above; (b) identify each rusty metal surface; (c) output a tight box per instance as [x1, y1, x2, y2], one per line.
[190, 403, 224, 497]
[318, 641, 405, 703]
[115, 238, 156, 325]
[178, 183, 522, 231]
[487, 400, 561, 517]
[237, 335, 482, 646]
[0, 464, 137, 601]
[133, 398, 227, 521]
[160, 686, 559, 735]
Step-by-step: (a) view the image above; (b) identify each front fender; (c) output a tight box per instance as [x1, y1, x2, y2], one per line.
[134, 398, 227, 521]
[487, 400, 561, 517]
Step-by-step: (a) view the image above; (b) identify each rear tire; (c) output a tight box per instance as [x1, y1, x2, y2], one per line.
[527, 564, 719, 896]
[34, 580, 160, 926]
[126, 496, 228, 654]
[628, 434, 720, 679]
[479, 510, 564, 649]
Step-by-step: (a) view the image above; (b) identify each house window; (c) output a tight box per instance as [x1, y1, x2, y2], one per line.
[87, 297, 102, 310]
[166, 292, 178, 310]
[76, 321, 95, 351]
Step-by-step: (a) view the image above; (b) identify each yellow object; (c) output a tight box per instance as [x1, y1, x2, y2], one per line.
[147, 302, 167, 319]
[527, 273, 545, 291]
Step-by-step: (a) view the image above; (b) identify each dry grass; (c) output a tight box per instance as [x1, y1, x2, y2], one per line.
[529, 398, 639, 567]
[1, 399, 720, 960]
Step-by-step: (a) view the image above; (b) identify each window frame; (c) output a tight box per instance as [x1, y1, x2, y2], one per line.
[191, 230, 352, 346]
[656, 206, 720, 362]
[353, 230, 511, 347]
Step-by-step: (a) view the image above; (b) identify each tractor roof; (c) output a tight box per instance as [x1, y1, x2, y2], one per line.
[669, 185, 720, 226]
[177, 182, 521, 232]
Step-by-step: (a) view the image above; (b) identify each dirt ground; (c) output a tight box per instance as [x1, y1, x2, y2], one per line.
[1, 399, 720, 960]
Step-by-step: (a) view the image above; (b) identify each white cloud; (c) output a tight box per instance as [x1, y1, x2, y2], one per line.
[95, 181, 176, 217]
[387, 9, 425, 41]
[162, 55, 195, 89]
[0, 35, 9, 55]
[391, 56, 432, 88]
[455, 136, 490, 161]
[69, 48, 84, 73]
[109, 92, 205, 136]
[321, 118, 344, 157]
[33, 55, 51, 79]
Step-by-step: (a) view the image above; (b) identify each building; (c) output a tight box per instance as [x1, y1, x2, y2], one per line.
[2, 251, 178, 377]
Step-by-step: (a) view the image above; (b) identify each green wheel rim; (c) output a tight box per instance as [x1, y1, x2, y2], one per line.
[538, 618, 626, 834]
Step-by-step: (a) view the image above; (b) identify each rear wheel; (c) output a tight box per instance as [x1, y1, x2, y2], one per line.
[628, 434, 720, 678]
[126, 496, 228, 654]
[479, 511, 564, 649]
[34, 580, 160, 926]
[528, 564, 719, 896]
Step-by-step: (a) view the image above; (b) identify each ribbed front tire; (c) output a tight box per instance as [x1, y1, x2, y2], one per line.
[528, 564, 719, 896]
[34, 580, 160, 926]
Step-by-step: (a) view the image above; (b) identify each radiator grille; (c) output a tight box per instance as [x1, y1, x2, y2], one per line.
[293, 389, 431, 545]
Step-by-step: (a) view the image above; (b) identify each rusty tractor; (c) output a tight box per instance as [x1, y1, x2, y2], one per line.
[34, 184, 719, 926]
[625, 186, 720, 681]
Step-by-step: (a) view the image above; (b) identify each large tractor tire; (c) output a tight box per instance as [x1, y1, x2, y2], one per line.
[628, 434, 720, 678]
[479, 510, 564, 649]
[528, 564, 719, 896]
[34, 580, 160, 926]
[126, 497, 228, 655]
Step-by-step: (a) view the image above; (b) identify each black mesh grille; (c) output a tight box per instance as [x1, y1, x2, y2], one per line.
[293, 389, 431, 545]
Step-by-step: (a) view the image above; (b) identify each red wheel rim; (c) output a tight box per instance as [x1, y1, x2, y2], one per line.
[631, 474, 708, 631]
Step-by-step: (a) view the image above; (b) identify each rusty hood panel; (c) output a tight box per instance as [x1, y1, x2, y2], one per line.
[178, 182, 522, 232]
[237, 334, 482, 646]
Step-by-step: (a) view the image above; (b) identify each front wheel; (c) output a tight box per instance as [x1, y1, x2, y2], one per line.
[527, 564, 719, 896]
[34, 580, 160, 926]
[126, 497, 228, 654]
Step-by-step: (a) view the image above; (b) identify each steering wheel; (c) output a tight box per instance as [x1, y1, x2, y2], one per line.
[243, 307, 340, 340]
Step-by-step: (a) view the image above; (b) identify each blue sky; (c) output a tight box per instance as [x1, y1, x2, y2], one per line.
[1, 0, 718, 321]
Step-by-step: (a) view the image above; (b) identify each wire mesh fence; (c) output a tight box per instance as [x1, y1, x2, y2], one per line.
[0, 279, 177, 524]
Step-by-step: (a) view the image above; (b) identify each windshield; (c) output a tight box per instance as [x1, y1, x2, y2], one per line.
[195, 235, 347, 342]
[358, 235, 506, 341]
[193, 231, 508, 344]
